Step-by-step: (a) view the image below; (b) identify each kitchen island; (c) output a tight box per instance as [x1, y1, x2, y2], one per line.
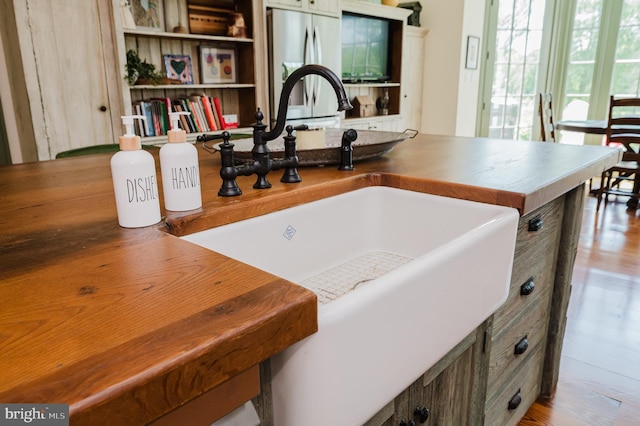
[0, 134, 621, 425]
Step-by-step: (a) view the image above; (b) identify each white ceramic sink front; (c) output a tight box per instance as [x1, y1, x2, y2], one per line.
[181, 186, 518, 425]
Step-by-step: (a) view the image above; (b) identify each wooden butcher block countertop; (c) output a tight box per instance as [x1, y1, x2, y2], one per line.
[0, 134, 620, 424]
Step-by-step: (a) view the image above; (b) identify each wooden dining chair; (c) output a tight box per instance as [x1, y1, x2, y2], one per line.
[595, 96, 640, 210]
[538, 93, 557, 142]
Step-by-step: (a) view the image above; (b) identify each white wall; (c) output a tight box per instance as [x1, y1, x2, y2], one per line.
[420, 0, 486, 137]
[456, 1, 485, 137]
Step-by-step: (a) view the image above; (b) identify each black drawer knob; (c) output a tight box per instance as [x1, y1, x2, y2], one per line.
[514, 336, 529, 355]
[399, 421, 416, 426]
[520, 278, 535, 295]
[508, 389, 522, 410]
[528, 215, 544, 231]
[414, 406, 430, 423]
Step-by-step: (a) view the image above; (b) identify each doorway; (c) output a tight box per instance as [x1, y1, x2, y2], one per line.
[479, 0, 640, 144]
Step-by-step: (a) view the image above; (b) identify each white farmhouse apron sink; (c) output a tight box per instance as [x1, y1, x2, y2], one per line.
[181, 186, 519, 425]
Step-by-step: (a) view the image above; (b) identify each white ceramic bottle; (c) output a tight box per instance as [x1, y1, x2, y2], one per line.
[110, 115, 161, 228]
[160, 111, 202, 211]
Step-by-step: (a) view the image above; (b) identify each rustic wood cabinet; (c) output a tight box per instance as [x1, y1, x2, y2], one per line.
[363, 324, 487, 426]
[484, 196, 565, 425]
[1, 0, 122, 160]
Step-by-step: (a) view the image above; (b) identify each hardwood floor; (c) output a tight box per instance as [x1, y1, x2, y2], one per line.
[519, 190, 640, 425]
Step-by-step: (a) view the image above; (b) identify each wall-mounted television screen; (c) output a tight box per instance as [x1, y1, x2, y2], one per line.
[341, 13, 390, 83]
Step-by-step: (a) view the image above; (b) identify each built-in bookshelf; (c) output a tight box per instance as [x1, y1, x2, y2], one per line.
[117, 0, 265, 141]
[340, 1, 411, 129]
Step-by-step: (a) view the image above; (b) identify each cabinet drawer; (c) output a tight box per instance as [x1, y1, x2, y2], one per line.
[485, 344, 545, 426]
[487, 282, 551, 400]
[498, 197, 564, 320]
[513, 197, 565, 256]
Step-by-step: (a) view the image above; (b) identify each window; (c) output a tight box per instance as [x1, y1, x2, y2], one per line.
[610, 0, 640, 97]
[480, 0, 640, 144]
[482, 0, 547, 141]
[562, 0, 602, 121]
[561, 0, 640, 144]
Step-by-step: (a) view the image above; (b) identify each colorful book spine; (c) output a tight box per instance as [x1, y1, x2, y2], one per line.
[189, 100, 204, 132]
[201, 96, 218, 131]
[171, 101, 192, 132]
[132, 96, 241, 137]
[213, 97, 227, 130]
[142, 101, 155, 136]
[190, 96, 209, 132]
[181, 99, 200, 132]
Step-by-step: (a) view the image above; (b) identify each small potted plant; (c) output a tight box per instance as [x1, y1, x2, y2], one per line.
[125, 49, 164, 85]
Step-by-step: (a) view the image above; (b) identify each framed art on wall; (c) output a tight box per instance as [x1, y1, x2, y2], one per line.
[465, 36, 480, 70]
[199, 47, 237, 84]
[164, 54, 193, 84]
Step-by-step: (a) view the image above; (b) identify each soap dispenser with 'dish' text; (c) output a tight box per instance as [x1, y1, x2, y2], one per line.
[110, 115, 161, 228]
[160, 111, 202, 211]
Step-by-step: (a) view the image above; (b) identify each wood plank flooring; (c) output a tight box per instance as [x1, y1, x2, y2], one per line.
[519, 191, 640, 425]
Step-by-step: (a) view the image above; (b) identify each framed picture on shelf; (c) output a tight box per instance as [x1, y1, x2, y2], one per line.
[129, 0, 165, 31]
[164, 54, 194, 84]
[199, 47, 237, 84]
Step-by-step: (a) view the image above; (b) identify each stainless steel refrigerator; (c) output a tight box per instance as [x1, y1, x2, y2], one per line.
[267, 9, 341, 128]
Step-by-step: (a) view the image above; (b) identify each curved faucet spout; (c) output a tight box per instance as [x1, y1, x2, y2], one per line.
[260, 64, 352, 143]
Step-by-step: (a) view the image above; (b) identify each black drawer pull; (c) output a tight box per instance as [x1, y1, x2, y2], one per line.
[528, 215, 543, 232]
[399, 421, 416, 426]
[508, 389, 522, 410]
[514, 336, 529, 355]
[414, 406, 430, 423]
[520, 278, 535, 295]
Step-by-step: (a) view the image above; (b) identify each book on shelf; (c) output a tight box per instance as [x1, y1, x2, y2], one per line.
[131, 100, 155, 136]
[174, 99, 197, 132]
[131, 95, 236, 136]
[151, 98, 171, 134]
[133, 104, 147, 136]
[150, 101, 162, 135]
[171, 101, 193, 132]
[212, 97, 228, 130]
[188, 98, 206, 132]
[189, 95, 210, 132]
[141, 102, 155, 136]
[200, 95, 218, 131]
[210, 97, 222, 129]
[178, 98, 200, 132]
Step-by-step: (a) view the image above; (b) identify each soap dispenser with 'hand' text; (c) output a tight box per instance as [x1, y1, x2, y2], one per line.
[160, 111, 202, 211]
[110, 115, 161, 228]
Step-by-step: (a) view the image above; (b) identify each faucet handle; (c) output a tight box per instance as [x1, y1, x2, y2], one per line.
[216, 131, 242, 197]
[254, 108, 265, 125]
[199, 131, 231, 154]
[280, 125, 302, 183]
[338, 129, 357, 171]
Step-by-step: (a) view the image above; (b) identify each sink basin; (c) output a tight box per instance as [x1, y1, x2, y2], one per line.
[181, 186, 518, 425]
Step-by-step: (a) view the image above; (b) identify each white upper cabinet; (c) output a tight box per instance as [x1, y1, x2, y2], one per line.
[264, 0, 341, 16]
